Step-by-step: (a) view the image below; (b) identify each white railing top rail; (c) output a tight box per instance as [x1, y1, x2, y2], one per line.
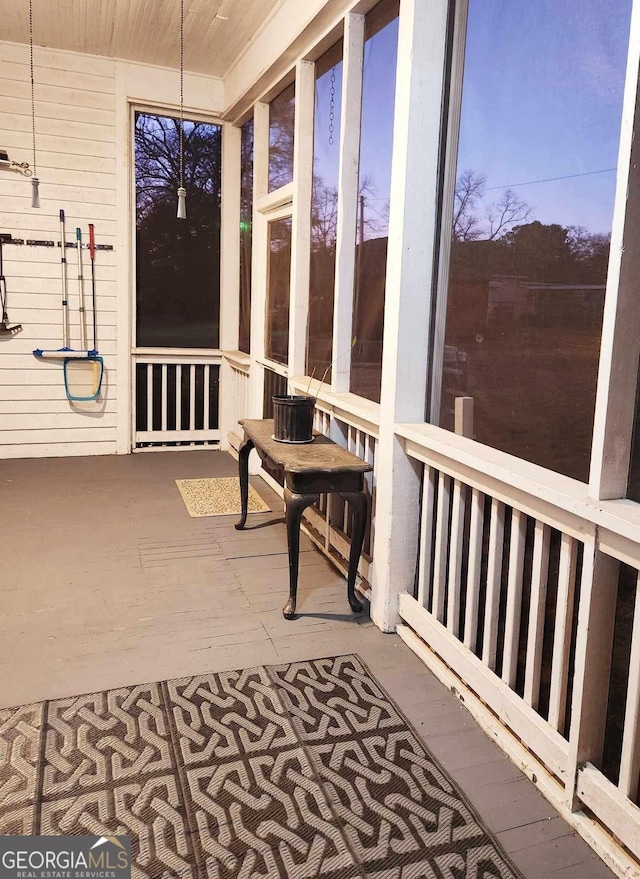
[222, 350, 251, 371]
[258, 357, 288, 378]
[397, 421, 640, 564]
[133, 347, 223, 359]
[288, 375, 380, 438]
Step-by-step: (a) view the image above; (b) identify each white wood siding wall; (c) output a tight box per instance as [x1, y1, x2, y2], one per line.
[0, 41, 117, 458]
[0, 41, 225, 460]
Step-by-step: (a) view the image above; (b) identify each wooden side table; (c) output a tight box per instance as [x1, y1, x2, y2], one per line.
[235, 418, 373, 619]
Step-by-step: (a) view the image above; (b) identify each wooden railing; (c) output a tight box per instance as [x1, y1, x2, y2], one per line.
[133, 350, 221, 448]
[395, 421, 640, 878]
[289, 378, 379, 592]
[222, 351, 251, 449]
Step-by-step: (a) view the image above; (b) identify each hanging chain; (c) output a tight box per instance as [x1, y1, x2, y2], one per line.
[179, 0, 184, 188]
[29, 0, 36, 175]
[328, 66, 336, 146]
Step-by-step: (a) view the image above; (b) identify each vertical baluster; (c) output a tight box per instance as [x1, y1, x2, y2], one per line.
[524, 520, 551, 709]
[482, 499, 506, 669]
[447, 479, 466, 636]
[161, 364, 168, 432]
[176, 365, 182, 433]
[327, 418, 344, 532]
[463, 488, 484, 652]
[146, 363, 153, 432]
[371, 437, 378, 547]
[321, 412, 331, 533]
[432, 472, 451, 622]
[189, 364, 196, 435]
[502, 508, 527, 687]
[566, 543, 618, 807]
[364, 434, 374, 498]
[204, 364, 211, 430]
[417, 465, 437, 609]
[619, 571, 640, 800]
[548, 534, 578, 731]
[240, 371, 246, 423]
[324, 478, 331, 550]
[365, 433, 376, 556]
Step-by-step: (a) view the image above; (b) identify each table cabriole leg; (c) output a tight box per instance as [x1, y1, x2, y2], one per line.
[235, 437, 254, 530]
[339, 490, 369, 613]
[283, 488, 320, 619]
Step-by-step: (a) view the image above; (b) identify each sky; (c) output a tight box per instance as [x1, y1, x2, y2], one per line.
[313, 61, 343, 196]
[313, 0, 632, 239]
[458, 0, 632, 235]
[314, 18, 399, 239]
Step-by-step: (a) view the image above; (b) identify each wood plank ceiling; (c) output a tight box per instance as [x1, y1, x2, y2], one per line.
[0, 0, 285, 77]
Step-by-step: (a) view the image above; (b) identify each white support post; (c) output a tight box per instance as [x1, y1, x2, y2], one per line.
[589, 7, 640, 500]
[248, 101, 270, 421]
[288, 59, 315, 381]
[566, 539, 618, 809]
[220, 123, 241, 353]
[114, 74, 133, 454]
[429, 0, 468, 421]
[219, 122, 241, 450]
[454, 395, 473, 438]
[332, 13, 364, 393]
[370, 0, 450, 631]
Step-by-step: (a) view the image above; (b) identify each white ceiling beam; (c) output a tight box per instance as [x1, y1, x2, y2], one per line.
[224, 0, 351, 120]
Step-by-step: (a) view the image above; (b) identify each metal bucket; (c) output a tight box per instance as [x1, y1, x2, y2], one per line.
[272, 395, 315, 443]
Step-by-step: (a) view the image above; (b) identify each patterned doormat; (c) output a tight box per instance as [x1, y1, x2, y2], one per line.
[175, 477, 271, 517]
[0, 655, 523, 878]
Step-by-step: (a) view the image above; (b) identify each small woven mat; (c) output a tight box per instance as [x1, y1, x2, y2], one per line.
[0, 655, 524, 878]
[175, 476, 270, 517]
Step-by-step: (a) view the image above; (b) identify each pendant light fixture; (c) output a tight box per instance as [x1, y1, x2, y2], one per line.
[29, 0, 40, 208]
[176, 0, 186, 219]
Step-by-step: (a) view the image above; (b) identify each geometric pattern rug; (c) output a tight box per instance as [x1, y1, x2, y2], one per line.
[175, 477, 271, 517]
[0, 654, 523, 878]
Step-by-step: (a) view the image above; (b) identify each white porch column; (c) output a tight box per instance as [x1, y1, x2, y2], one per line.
[332, 12, 365, 393]
[370, 0, 450, 632]
[248, 101, 270, 419]
[288, 59, 315, 380]
[219, 122, 241, 450]
[589, 8, 640, 500]
[114, 74, 132, 454]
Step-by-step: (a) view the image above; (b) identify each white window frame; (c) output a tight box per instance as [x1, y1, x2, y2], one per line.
[427, 0, 640, 504]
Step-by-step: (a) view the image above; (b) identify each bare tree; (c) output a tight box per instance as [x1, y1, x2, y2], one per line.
[268, 84, 296, 190]
[311, 177, 339, 251]
[453, 170, 532, 241]
[566, 225, 610, 258]
[310, 172, 388, 251]
[453, 169, 486, 241]
[135, 114, 221, 222]
[486, 188, 532, 240]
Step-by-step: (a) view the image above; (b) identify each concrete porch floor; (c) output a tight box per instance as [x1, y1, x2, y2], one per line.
[0, 448, 615, 879]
